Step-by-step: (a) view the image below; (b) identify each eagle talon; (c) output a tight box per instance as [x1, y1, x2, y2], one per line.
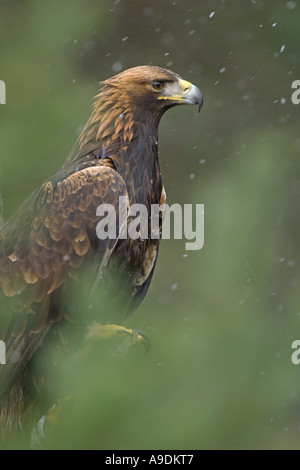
[31, 397, 71, 447]
[130, 329, 151, 353]
[78, 323, 150, 360]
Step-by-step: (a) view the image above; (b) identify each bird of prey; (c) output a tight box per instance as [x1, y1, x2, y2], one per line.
[0, 66, 203, 436]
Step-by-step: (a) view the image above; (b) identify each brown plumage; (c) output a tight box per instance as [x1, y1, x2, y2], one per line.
[0, 66, 202, 434]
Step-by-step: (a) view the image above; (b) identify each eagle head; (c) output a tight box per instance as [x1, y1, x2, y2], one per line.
[101, 65, 203, 118]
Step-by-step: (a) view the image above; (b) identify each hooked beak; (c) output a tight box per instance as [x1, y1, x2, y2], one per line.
[179, 79, 204, 112]
[158, 78, 203, 112]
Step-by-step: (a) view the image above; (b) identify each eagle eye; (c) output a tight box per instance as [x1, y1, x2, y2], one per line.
[152, 81, 164, 92]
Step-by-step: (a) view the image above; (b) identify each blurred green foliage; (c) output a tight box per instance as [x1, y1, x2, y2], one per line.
[0, 0, 300, 449]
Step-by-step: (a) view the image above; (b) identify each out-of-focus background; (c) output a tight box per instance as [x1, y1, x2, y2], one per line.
[0, 0, 300, 449]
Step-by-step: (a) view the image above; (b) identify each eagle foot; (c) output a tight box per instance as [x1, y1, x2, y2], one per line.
[79, 322, 151, 359]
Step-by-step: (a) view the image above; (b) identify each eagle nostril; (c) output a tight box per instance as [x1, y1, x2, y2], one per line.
[180, 79, 191, 95]
[183, 86, 191, 95]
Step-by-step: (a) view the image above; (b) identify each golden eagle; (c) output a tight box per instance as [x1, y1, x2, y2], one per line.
[0, 66, 202, 434]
